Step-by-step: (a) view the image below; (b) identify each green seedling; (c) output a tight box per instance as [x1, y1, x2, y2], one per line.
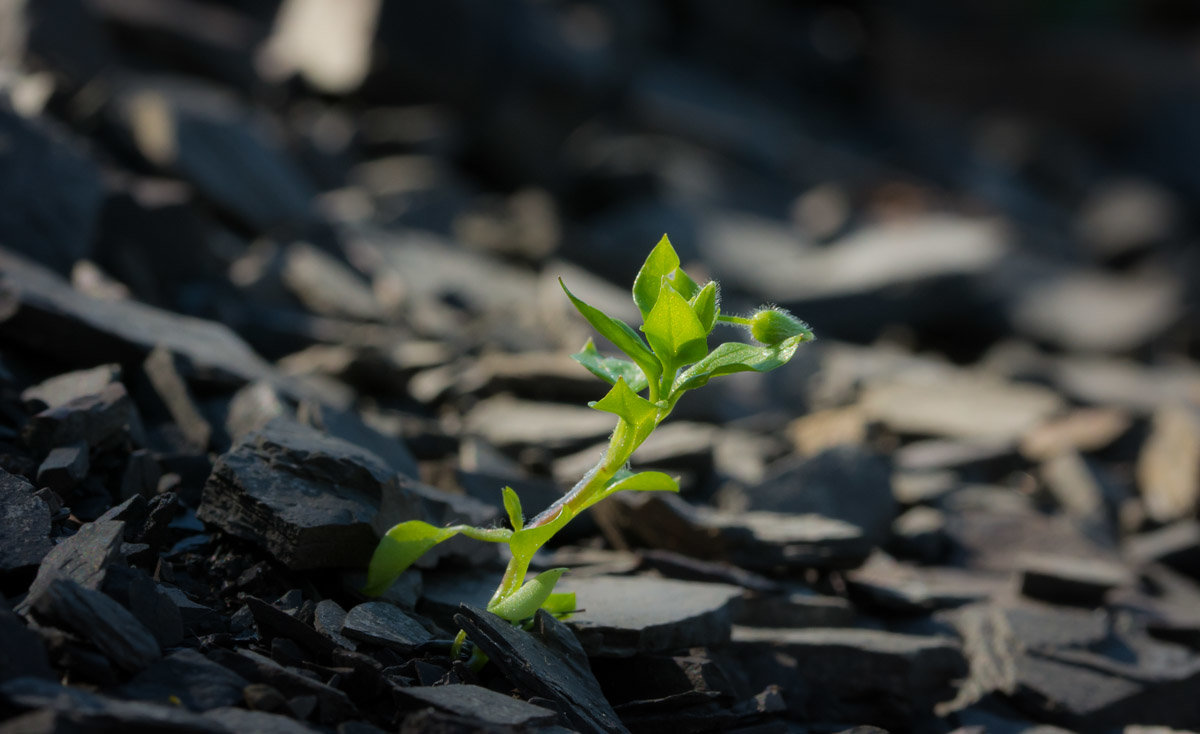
[364, 235, 813, 652]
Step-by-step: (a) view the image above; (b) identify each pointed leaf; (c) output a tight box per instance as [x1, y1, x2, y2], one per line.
[541, 591, 577, 616]
[642, 284, 708, 367]
[364, 520, 460, 596]
[690, 281, 718, 334]
[668, 264, 701, 300]
[560, 279, 661, 386]
[502, 487, 523, 531]
[509, 505, 569, 559]
[488, 568, 568, 622]
[632, 234, 680, 318]
[571, 338, 648, 392]
[674, 333, 810, 393]
[604, 470, 680, 496]
[590, 378, 659, 446]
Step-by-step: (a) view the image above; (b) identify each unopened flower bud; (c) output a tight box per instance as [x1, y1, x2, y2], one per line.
[749, 308, 812, 346]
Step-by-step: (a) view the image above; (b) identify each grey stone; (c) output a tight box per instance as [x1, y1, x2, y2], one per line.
[204, 706, 323, 734]
[296, 400, 419, 480]
[1126, 521, 1200, 580]
[746, 445, 896, 547]
[1048, 356, 1200, 416]
[245, 596, 334, 659]
[1017, 553, 1131, 608]
[29, 577, 161, 673]
[115, 649, 247, 712]
[860, 375, 1064, 442]
[1008, 269, 1181, 353]
[17, 518, 125, 613]
[0, 676, 229, 733]
[341, 601, 432, 651]
[1137, 406, 1200, 524]
[394, 684, 559, 728]
[226, 381, 290, 444]
[735, 587, 855, 629]
[23, 382, 144, 454]
[454, 606, 629, 734]
[452, 350, 605, 403]
[846, 554, 1005, 616]
[0, 108, 103, 274]
[0, 604, 53, 683]
[732, 626, 967, 727]
[35, 441, 89, 493]
[20, 363, 123, 412]
[596, 491, 873, 571]
[103, 565, 184, 648]
[112, 76, 318, 233]
[636, 548, 780, 593]
[1020, 407, 1132, 461]
[281, 241, 381, 321]
[889, 506, 949, 563]
[143, 345, 213, 450]
[559, 575, 741, 657]
[206, 648, 356, 724]
[0, 250, 276, 389]
[0, 469, 51, 572]
[312, 599, 356, 651]
[464, 396, 615, 454]
[198, 418, 393, 569]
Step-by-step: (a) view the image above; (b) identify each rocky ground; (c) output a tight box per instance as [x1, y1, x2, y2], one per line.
[3, 2, 1200, 733]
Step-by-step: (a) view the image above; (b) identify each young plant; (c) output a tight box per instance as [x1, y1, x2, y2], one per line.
[364, 235, 813, 638]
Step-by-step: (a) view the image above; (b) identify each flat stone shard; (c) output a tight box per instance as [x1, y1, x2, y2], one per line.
[454, 605, 629, 734]
[1017, 553, 1131, 607]
[746, 445, 897, 547]
[18, 518, 125, 613]
[23, 382, 144, 454]
[29, 577, 162, 673]
[115, 648, 248, 712]
[0, 469, 52, 572]
[20, 363, 123, 411]
[1137, 406, 1200, 524]
[561, 575, 742, 656]
[0, 250, 274, 388]
[342, 601, 433, 651]
[861, 376, 1064, 442]
[393, 684, 559, 727]
[597, 491, 873, 571]
[198, 418, 391, 569]
[733, 626, 967, 727]
[143, 345, 214, 450]
[35, 441, 89, 492]
[0, 677, 230, 733]
[0, 604, 54, 683]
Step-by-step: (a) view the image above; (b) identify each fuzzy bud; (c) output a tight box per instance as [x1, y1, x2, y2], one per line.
[749, 308, 812, 346]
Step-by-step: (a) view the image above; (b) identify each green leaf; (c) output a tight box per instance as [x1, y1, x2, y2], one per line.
[590, 378, 659, 447]
[560, 279, 661, 387]
[604, 470, 680, 496]
[488, 568, 568, 622]
[674, 333, 810, 393]
[632, 234, 680, 318]
[690, 281, 718, 334]
[502, 487, 523, 532]
[642, 283, 708, 368]
[571, 338, 648, 392]
[668, 264, 701, 300]
[541, 591, 577, 616]
[509, 505, 569, 559]
[364, 520, 460, 597]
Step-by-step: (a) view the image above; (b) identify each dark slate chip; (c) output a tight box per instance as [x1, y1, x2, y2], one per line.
[0, 468, 52, 573]
[203, 706, 323, 734]
[16, 518, 125, 614]
[341, 601, 433, 651]
[0, 676, 228, 733]
[35, 441, 89, 493]
[245, 596, 336, 659]
[393, 684, 559, 728]
[23, 382, 144, 454]
[28, 576, 162, 673]
[115, 649, 248, 712]
[205, 648, 357, 725]
[0, 603, 54, 683]
[454, 605, 629, 734]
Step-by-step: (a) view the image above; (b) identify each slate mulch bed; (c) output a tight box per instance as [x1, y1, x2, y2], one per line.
[3, 3, 1200, 733]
